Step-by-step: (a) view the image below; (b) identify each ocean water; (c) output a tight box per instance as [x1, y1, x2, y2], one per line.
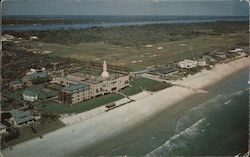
[3, 15, 248, 32]
[81, 68, 249, 156]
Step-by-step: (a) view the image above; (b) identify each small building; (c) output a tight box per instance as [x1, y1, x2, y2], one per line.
[3, 34, 15, 40]
[178, 59, 198, 69]
[23, 90, 38, 102]
[10, 109, 35, 127]
[215, 52, 227, 59]
[197, 59, 207, 66]
[0, 123, 7, 135]
[229, 48, 243, 53]
[29, 36, 38, 40]
[202, 55, 216, 62]
[149, 67, 178, 77]
[9, 80, 23, 90]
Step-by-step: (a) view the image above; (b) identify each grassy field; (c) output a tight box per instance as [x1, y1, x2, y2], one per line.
[24, 32, 248, 71]
[5, 120, 65, 147]
[34, 93, 124, 114]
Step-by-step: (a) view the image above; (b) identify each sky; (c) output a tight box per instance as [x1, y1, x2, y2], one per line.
[2, 0, 249, 16]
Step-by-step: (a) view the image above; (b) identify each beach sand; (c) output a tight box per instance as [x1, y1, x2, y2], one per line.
[2, 57, 249, 157]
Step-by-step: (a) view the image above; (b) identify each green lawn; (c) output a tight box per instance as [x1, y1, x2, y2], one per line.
[122, 77, 172, 96]
[131, 77, 165, 91]
[34, 93, 124, 114]
[5, 120, 65, 147]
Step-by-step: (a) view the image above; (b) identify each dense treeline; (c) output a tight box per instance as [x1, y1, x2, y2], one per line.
[5, 21, 248, 46]
[2, 42, 75, 84]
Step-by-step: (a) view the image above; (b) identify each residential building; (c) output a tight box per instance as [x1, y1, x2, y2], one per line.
[23, 90, 38, 102]
[229, 48, 243, 53]
[202, 55, 216, 62]
[10, 109, 35, 127]
[178, 59, 198, 69]
[9, 80, 23, 90]
[215, 52, 227, 59]
[29, 36, 38, 40]
[197, 59, 207, 66]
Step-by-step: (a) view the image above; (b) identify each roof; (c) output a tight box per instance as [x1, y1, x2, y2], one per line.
[10, 109, 34, 125]
[215, 51, 226, 55]
[62, 83, 89, 92]
[23, 90, 37, 96]
[23, 72, 48, 81]
[10, 80, 22, 85]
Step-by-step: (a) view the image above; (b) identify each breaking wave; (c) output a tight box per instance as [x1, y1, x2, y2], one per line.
[175, 94, 225, 133]
[146, 118, 206, 157]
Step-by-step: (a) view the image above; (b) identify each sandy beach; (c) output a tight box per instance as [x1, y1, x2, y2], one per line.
[2, 57, 249, 157]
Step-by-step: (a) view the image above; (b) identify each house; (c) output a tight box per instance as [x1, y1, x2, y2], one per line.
[149, 67, 178, 77]
[197, 59, 207, 66]
[9, 80, 23, 90]
[202, 55, 216, 62]
[229, 48, 243, 53]
[29, 36, 38, 40]
[215, 52, 227, 59]
[178, 59, 198, 69]
[0, 123, 7, 135]
[3, 34, 15, 40]
[10, 109, 35, 127]
[23, 90, 38, 102]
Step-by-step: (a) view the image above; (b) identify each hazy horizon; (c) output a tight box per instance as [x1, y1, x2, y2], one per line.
[2, 0, 249, 16]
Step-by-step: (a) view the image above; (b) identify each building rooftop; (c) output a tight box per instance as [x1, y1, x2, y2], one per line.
[10, 80, 22, 85]
[10, 109, 34, 125]
[23, 90, 37, 96]
[23, 72, 48, 81]
[62, 83, 90, 92]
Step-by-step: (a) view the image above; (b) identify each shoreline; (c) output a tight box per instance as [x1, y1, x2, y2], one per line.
[3, 18, 248, 32]
[2, 57, 249, 157]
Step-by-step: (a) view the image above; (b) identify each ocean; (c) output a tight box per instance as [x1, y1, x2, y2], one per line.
[2, 15, 248, 32]
[80, 67, 249, 156]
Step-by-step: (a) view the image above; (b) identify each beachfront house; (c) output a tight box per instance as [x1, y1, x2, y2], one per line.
[228, 48, 243, 53]
[10, 109, 35, 127]
[178, 59, 198, 69]
[215, 52, 227, 59]
[197, 59, 207, 66]
[30, 36, 39, 40]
